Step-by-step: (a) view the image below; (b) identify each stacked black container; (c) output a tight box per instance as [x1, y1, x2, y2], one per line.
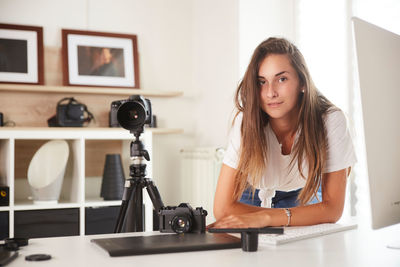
[100, 154, 125, 200]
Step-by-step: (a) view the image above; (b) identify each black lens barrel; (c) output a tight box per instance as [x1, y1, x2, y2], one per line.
[117, 101, 146, 130]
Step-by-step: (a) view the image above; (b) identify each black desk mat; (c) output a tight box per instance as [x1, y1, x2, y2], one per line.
[92, 233, 241, 257]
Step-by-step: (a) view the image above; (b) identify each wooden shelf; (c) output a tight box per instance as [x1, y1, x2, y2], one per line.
[10, 200, 122, 210]
[0, 83, 183, 97]
[84, 199, 122, 207]
[13, 201, 81, 211]
[0, 127, 183, 139]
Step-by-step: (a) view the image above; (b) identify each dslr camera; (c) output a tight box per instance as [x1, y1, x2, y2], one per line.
[110, 95, 152, 133]
[159, 203, 207, 234]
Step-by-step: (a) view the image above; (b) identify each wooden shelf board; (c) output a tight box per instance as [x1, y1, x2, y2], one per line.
[0, 127, 183, 139]
[0, 206, 9, 211]
[84, 199, 122, 207]
[13, 201, 81, 211]
[0, 83, 183, 97]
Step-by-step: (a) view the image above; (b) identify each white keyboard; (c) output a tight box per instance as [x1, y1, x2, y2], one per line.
[259, 223, 358, 245]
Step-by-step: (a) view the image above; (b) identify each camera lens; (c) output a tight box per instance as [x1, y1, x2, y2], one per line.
[171, 215, 192, 234]
[117, 101, 146, 130]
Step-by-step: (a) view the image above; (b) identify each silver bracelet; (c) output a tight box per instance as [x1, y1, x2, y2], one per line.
[284, 208, 292, 227]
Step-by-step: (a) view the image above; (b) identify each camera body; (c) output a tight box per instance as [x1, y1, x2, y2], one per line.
[109, 99, 127, 127]
[159, 203, 207, 234]
[110, 95, 152, 133]
[57, 103, 85, 127]
[48, 97, 93, 127]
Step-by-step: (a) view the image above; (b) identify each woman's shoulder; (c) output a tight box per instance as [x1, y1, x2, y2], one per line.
[323, 108, 353, 138]
[323, 108, 357, 172]
[324, 108, 348, 127]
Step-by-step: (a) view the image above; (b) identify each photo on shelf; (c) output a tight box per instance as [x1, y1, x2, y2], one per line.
[0, 23, 44, 84]
[62, 29, 140, 88]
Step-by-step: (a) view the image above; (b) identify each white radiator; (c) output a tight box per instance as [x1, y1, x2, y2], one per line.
[180, 147, 225, 223]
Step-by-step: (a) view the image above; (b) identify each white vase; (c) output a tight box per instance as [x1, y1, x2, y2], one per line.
[27, 140, 69, 204]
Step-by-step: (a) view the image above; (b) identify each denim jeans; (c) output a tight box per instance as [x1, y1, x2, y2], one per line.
[239, 187, 322, 208]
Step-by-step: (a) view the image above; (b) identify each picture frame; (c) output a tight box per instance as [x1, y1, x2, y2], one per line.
[62, 29, 140, 88]
[0, 23, 44, 84]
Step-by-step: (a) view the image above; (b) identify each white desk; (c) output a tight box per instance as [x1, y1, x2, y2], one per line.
[7, 224, 400, 267]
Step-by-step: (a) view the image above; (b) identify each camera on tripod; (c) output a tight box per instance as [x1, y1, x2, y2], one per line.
[110, 95, 152, 132]
[113, 95, 207, 234]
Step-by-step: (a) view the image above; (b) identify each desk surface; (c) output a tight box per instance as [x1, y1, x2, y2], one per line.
[7, 224, 400, 267]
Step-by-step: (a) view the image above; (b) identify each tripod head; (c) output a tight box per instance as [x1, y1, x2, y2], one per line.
[131, 132, 150, 160]
[129, 132, 150, 179]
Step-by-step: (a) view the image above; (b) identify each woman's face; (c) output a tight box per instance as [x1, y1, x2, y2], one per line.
[258, 54, 303, 122]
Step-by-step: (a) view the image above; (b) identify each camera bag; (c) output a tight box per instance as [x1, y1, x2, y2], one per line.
[48, 97, 94, 127]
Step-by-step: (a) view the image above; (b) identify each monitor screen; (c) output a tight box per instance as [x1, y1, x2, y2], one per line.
[352, 17, 400, 230]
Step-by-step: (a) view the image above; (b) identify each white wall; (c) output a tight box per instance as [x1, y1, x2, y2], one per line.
[190, 0, 239, 147]
[239, 0, 295, 77]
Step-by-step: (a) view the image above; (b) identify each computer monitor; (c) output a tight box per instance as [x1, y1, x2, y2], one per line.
[352, 17, 400, 248]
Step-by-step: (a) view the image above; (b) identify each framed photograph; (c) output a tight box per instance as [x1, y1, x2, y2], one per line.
[0, 23, 44, 84]
[62, 29, 140, 88]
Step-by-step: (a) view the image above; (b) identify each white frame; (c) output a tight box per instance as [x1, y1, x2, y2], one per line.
[62, 29, 139, 88]
[0, 24, 43, 84]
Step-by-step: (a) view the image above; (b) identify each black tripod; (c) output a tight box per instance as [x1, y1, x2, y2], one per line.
[114, 132, 164, 233]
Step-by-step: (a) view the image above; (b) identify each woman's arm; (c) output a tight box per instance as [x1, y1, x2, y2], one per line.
[212, 164, 287, 227]
[289, 168, 347, 225]
[213, 164, 262, 220]
[211, 165, 348, 228]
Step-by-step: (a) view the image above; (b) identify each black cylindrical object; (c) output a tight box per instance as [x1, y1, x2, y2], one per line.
[241, 232, 259, 252]
[100, 154, 125, 200]
[0, 112, 3, 126]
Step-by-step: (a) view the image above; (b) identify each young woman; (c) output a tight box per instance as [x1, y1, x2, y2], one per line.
[210, 37, 356, 228]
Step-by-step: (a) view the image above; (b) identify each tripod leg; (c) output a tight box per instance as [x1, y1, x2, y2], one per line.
[145, 179, 164, 212]
[125, 182, 144, 232]
[114, 180, 136, 233]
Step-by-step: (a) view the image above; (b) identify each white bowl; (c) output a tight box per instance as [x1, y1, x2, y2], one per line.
[27, 140, 69, 204]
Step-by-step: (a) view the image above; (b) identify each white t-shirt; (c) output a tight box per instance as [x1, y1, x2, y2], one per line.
[223, 110, 357, 208]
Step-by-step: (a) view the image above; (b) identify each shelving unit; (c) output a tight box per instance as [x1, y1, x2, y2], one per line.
[0, 127, 183, 237]
[0, 80, 184, 238]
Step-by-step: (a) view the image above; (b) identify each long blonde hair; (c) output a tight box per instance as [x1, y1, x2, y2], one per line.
[234, 37, 335, 205]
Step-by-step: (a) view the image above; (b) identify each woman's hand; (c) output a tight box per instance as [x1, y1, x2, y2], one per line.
[208, 211, 271, 229]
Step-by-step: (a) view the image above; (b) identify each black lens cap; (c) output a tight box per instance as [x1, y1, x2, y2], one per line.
[25, 254, 52, 261]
